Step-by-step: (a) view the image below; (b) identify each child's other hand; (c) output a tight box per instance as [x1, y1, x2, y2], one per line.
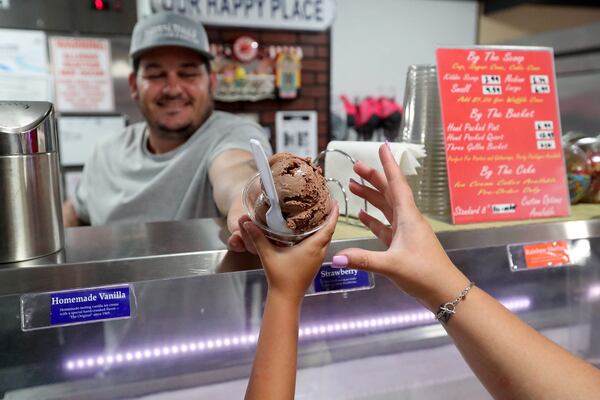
[239, 204, 339, 305]
[334, 144, 468, 311]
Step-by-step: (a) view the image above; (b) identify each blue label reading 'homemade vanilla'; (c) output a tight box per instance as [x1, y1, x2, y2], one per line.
[50, 286, 131, 325]
[311, 264, 374, 294]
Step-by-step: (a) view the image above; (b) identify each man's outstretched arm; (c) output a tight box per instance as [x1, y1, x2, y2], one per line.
[209, 149, 258, 253]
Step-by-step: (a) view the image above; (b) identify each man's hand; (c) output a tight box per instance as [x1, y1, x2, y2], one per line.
[227, 194, 257, 254]
[62, 200, 84, 227]
[209, 149, 260, 253]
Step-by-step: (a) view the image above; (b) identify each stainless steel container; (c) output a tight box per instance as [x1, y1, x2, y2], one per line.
[0, 101, 64, 263]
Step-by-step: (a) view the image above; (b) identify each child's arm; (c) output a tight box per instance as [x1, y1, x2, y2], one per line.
[242, 205, 339, 400]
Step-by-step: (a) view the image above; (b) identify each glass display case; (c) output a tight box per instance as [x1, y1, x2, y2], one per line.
[1, 218, 600, 399]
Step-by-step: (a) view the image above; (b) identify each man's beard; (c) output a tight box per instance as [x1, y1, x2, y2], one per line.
[153, 99, 214, 141]
[156, 121, 196, 140]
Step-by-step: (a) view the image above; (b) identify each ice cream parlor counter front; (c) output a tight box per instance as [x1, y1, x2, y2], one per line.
[1, 210, 600, 399]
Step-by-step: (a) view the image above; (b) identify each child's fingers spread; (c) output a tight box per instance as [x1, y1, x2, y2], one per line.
[349, 179, 393, 223]
[358, 209, 393, 246]
[353, 161, 389, 194]
[378, 144, 413, 208]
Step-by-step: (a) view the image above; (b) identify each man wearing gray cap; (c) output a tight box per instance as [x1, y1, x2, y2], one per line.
[63, 12, 270, 252]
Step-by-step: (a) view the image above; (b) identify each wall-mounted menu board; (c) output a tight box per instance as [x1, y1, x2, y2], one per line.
[436, 47, 570, 224]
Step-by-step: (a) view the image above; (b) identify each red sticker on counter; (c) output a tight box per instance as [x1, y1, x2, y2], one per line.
[436, 47, 570, 224]
[523, 241, 570, 268]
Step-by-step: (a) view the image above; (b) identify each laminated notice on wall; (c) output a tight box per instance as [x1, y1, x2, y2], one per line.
[276, 111, 318, 159]
[21, 285, 135, 331]
[0, 28, 52, 102]
[50, 36, 115, 112]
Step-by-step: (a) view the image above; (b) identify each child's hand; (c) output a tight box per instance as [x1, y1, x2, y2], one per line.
[239, 204, 339, 306]
[333, 144, 468, 311]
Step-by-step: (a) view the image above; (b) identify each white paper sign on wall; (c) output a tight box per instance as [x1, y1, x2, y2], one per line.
[139, 0, 336, 31]
[50, 37, 115, 112]
[0, 28, 52, 102]
[58, 115, 126, 166]
[276, 111, 318, 159]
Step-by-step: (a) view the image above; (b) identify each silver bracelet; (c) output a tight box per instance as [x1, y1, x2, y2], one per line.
[435, 282, 474, 324]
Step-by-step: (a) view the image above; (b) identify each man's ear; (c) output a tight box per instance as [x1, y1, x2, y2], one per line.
[128, 71, 139, 100]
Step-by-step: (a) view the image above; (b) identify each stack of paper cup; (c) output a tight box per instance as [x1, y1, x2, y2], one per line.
[400, 65, 451, 220]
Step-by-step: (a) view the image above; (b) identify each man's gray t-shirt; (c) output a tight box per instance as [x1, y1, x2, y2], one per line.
[73, 111, 271, 225]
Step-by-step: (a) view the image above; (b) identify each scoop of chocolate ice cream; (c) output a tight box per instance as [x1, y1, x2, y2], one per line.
[255, 152, 330, 233]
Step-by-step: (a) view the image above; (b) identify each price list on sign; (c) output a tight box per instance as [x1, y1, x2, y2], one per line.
[435, 47, 570, 224]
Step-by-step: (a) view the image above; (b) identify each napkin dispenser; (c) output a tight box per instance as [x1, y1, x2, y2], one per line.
[323, 141, 425, 222]
[0, 101, 64, 264]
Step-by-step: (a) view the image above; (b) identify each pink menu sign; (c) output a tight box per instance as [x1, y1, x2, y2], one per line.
[436, 47, 570, 224]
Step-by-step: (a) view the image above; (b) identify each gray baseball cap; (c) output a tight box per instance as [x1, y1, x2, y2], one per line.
[129, 12, 214, 62]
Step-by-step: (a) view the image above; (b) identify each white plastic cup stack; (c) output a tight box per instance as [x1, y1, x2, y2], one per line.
[400, 64, 451, 221]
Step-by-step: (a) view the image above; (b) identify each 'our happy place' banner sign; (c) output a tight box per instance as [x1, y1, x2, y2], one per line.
[435, 47, 570, 224]
[142, 0, 336, 31]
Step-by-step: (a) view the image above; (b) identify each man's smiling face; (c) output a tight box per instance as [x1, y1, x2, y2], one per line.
[130, 46, 214, 141]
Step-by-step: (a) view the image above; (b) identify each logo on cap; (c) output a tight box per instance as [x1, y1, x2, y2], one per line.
[143, 23, 199, 45]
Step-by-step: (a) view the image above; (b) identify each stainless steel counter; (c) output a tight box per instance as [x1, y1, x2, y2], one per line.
[0, 216, 599, 399]
[1, 217, 599, 297]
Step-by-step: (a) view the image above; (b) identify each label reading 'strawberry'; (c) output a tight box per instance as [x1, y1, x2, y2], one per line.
[307, 263, 375, 296]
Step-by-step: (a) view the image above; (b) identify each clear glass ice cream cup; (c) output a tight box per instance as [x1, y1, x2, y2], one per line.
[242, 173, 332, 246]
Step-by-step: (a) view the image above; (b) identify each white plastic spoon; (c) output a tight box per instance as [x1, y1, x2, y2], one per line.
[250, 139, 292, 233]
